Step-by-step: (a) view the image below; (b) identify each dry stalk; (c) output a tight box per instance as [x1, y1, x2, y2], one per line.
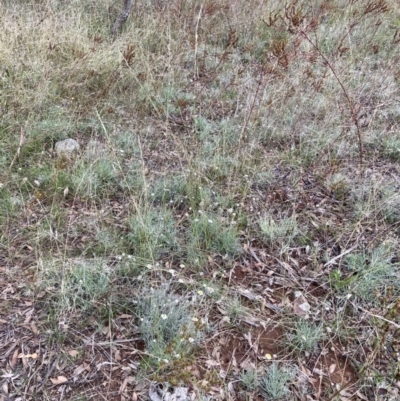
[300, 30, 364, 168]
[194, 4, 204, 80]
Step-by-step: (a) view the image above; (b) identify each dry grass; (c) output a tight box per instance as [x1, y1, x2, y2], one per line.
[1, 0, 400, 400]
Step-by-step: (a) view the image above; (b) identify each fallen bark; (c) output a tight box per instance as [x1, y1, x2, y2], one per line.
[111, 0, 133, 35]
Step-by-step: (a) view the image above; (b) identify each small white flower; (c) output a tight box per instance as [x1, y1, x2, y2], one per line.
[207, 287, 214, 293]
[146, 264, 152, 269]
[168, 269, 176, 275]
[163, 359, 169, 364]
[179, 264, 185, 268]
[178, 278, 184, 283]
[197, 290, 204, 295]
[188, 337, 194, 343]
[208, 219, 213, 223]
[161, 314, 168, 320]
[192, 317, 199, 322]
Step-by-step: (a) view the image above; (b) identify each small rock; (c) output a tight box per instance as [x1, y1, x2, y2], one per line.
[293, 291, 311, 317]
[55, 138, 80, 157]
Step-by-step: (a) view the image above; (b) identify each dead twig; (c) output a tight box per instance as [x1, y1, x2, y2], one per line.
[300, 30, 364, 168]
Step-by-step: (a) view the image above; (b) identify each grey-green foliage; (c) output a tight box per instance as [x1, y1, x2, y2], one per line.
[259, 215, 298, 246]
[381, 188, 400, 225]
[195, 116, 240, 160]
[202, 155, 239, 183]
[72, 158, 119, 198]
[345, 244, 400, 303]
[63, 259, 110, 311]
[259, 363, 296, 400]
[110, 132, 145, 193]
[253, 170, 275, 188]
[127, 208, 176, 264]
[0, 187, 18, 224]
[381, 137, 400, 162]
[150, 173, 212, 211]
[286, 319, 325, 353]
[227, 293, 246, 324]
[135, 285, 199, 361]
[92, 227, 126, 256]
[111, 130, 140, 156]
[187, 212, 240, 267]
[240, 368, 258, 391]
[151, 174, 201, 207]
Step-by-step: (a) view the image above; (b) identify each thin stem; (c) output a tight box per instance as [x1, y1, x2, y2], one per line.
[300, 30, 364, 167]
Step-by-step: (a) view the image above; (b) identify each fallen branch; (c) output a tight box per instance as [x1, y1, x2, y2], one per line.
[324, 245, 357, 268]
[111, 0, 133, 35]
[355, 303, 400, 329]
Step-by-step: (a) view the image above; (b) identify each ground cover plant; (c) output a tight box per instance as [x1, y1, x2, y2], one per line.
[1, 0, 400, 400]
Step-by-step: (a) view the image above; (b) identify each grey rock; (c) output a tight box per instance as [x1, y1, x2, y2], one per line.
[55, 138, 80, 157]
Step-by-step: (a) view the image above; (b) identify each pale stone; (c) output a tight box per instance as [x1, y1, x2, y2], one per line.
[55, 138, 80, 157]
